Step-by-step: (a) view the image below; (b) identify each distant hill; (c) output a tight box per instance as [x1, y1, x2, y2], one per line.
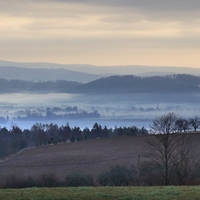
[1, 74, 200, 94]
[0, 66, 103, 83]
[1, 60, 200, 77]
[64, 65, 200, 76]
[0, 79, 82, 93]
[69, 74, 200, 94]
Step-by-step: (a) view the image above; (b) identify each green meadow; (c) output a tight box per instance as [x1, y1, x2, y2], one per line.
[0, 186, 200, 200]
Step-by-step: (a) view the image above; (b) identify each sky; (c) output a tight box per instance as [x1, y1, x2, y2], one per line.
[0, 0, 200, 67]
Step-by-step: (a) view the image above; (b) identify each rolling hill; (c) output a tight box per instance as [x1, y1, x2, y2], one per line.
[1, 74, 200, 94]
[0, 135, 147, 184]
[68, 74, 200, 94]
[1, 60, 200, 76]
[0, 133, 200, 186]
[0, 79, 82, 93]
[0, 66, 103, 83]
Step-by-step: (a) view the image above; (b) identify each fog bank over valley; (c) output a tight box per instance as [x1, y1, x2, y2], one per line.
[0, 92, 199, 130]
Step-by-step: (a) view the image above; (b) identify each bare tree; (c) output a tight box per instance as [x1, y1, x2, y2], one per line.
[175, 118, 189, 132]
[189, 116, 200, 131]
[147, 112, 178, 185]
[145, 112, 200, 185]
[182, 119, 190, 132]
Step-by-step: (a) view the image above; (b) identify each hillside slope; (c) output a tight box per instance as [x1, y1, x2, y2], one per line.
[0, 66, 103, 83]
[0, 136, 147, 182]
[1, 60, 200, 76]
[69, 74, 200, 94]
[0, 78, 82, 93]
[0, 133, 200, 185]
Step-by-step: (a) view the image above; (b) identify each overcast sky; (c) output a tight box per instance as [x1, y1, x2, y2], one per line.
[1, 0, 200, 67]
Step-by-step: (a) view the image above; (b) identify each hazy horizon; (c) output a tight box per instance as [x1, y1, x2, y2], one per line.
[2, 59, 200, 78]
[0, 59, 200, 69]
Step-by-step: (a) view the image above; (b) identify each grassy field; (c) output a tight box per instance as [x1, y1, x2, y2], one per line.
[0, 186, 200, 200]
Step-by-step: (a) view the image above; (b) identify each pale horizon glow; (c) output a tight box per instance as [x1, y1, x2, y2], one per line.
[1, 0, 200, 68]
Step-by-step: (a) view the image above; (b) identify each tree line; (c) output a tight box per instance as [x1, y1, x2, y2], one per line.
[0, 114, 200, 159]
[0, 122, 148, 158]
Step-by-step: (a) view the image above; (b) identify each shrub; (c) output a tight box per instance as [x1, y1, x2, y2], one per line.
[3, 174, 36, 189]
[65, 173, 94, 187]
[97, 165, 135, 186]
[97, 171, 110, 186]
[38, 173, 59, 187]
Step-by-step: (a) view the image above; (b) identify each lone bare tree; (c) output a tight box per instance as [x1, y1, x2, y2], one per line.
[147, 112, 178, 185]
[145, 112, 200, 185]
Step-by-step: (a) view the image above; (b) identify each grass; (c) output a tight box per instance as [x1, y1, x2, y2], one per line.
[0, 186, 200, 200]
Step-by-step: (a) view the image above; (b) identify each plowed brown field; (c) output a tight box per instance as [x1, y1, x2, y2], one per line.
[0, 133, 200, 183]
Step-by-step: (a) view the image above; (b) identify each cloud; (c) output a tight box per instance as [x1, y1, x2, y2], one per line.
[47, 0, 200, 12]
[0, 0, 200, 67]
[2, 0, 200, 18]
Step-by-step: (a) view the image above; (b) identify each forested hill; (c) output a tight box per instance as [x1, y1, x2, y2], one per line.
[0, 79, 82, 93]
[69, 74, 200, 94]
[1, 74, 200, 94]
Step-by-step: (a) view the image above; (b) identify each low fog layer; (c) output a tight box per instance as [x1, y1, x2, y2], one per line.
[0, 92, 199, 130]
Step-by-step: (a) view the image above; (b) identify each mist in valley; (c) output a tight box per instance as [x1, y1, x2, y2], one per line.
[0, 92, 199, 130]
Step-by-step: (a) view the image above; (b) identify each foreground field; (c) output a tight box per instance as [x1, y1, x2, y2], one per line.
[1, 133, 200, 187]
[0, 186, 200, 200]
[0, 135, 148, 182]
